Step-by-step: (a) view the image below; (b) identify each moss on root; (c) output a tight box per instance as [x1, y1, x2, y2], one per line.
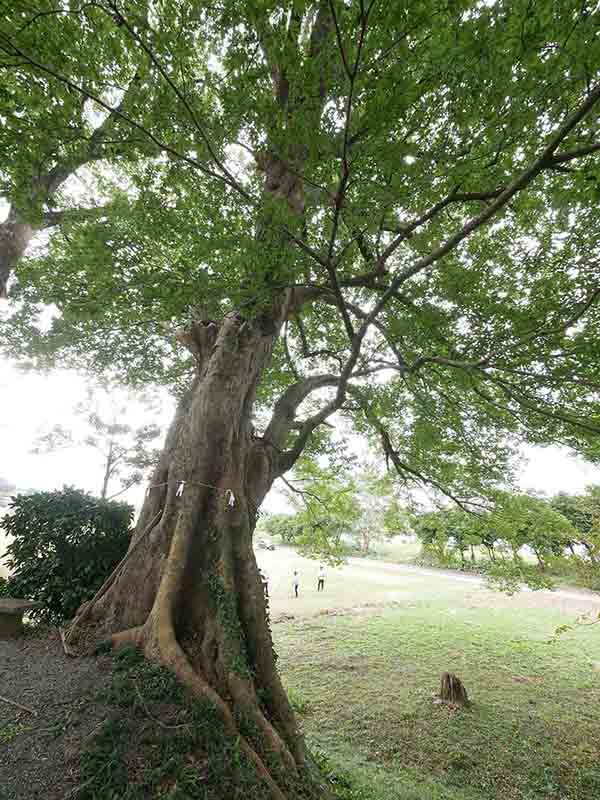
[80, 646, 271, 799]
[78, 646, 350, 800]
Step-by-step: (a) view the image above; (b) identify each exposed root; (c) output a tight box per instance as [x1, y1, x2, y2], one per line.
[64, 508, 163, 647]
[144, 615, 290, 800]
[111, 626, 146, 649]
[59, 626, 78, 658]
[227, 671, 299, 775]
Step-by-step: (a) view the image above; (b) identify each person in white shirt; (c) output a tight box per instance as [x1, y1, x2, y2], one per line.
[292, 570, 299, 598]
[317, 566, 325, 592]
[260, 569, 269, 599]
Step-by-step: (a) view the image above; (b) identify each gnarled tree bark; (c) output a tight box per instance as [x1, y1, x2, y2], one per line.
[64, 301, 326, 798]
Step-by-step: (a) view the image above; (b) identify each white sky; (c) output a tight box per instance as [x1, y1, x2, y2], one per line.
[1, 359, 599, 518]
[0, 359, 294, 514]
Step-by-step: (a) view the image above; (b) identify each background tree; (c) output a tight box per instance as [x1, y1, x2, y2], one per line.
[351, 467, 397, 552]
[3, 2, 600, 796]
[33, 382, 162, 499]
[258, 512, 303, 546]
[283, 461, 361, 562]
[551, 487, 600, 564]
[277, 462, 407, 557]
[491, 493, 575, 571]
[413, 508, 485, 566]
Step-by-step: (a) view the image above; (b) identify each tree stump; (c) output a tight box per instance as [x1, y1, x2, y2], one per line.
[438, 672, 469, 707]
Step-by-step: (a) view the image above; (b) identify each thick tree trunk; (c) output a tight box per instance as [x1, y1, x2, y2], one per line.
[65, 308, 320, 799]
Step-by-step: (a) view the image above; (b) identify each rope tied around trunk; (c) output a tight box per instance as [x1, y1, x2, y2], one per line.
[146, 480, 236, 507]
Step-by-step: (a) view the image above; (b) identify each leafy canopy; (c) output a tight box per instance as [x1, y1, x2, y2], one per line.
[263, 462, 408, 561]
[2, 1, 600, 503]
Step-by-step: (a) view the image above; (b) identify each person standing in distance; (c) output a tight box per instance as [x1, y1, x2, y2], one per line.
[292, 570, 300, 598]
[260, 569, 269, 599]
[317, 565, 325, 592]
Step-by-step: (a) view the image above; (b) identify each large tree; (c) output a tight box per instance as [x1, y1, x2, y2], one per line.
[3, 2, 600, 796]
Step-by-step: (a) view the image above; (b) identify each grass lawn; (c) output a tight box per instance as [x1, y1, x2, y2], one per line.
[275, 589, 600, 800]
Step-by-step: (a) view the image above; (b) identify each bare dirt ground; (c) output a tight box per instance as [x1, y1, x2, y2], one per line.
[0, 630, 111, 800]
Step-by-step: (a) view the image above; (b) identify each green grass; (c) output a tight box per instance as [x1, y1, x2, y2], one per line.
[275, 594, 600, 800]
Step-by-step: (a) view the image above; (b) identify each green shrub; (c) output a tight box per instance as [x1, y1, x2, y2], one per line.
[0, 575, 9, 597]
[2, 486, 132, 623]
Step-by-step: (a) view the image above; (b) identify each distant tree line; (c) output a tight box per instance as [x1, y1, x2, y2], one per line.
[260, 465, 600, 592]
[413, 488, 600, 591]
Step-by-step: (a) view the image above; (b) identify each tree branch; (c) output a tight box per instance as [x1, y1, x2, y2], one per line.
[104, 1, 249, 199]
[279, 475, 327, 507]
[330, 82, 600, 396]
[364, 409, 486, 512]
[41, 205, 113, 228]
[265, 373, 340, 451]
[0, 32, 248, 197]
[550, 141, 600, 164]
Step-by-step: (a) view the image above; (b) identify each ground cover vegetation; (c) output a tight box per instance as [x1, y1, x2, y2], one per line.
[2, 1, 600, 796]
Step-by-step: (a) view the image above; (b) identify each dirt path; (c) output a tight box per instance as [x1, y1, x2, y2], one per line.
[346, 556, 600, 604]
[0, 631, 111, 800]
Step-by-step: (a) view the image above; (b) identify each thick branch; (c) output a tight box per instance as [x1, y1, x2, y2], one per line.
[265, 374, 340, 450]
[551, 141, 600, 164]
[0, 33, 243, 195]
[41, 205, 113, 228]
